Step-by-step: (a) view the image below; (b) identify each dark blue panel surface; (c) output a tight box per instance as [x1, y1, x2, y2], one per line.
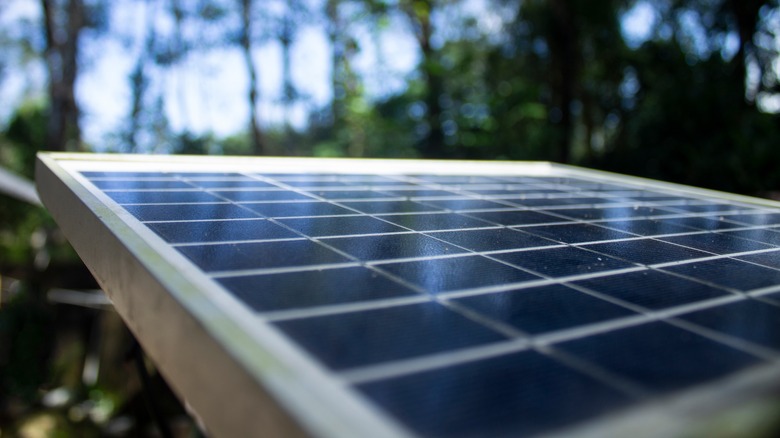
[146, 219, 298, 244]
[573, 270, 729, 310]
[213, 190, 316, 202]
[583, 239, 711, 265]
[277, 216, 407, 237]
[218, 266, 417, 311]
[419, 198, 513, 211]
[78, 167, 780, 438]
[492, 247, 633, 277]
[655, 216, 745, 231]
[724, 228, 780, 246]
[679, 300, 780, 351]
[665, 203, 742, 213]
[427, 228, 558, 251]
[378, 256, 541, 293]
[104, 190, 222, 204]
[521, 223, 635, 243]
[512, 197, 621, 207]
[273, 302, 507, 369]
[465, 210, 567, 226]
[82, 171, 170, 178]
[280, 180, 352, 187]
[240, 201, 355, 217]
[597, 219, 697, 236]
[358, 350, 632, 437]
[547, 206, 674, 220]
[322, 233, 466, 261]
[92, 179, 193, 190]
[659, 233, 774, 254]
[557, 322, 762, 393]
[340, 200, 444, 214]
[177, 240, 350, 272]
[308, 190, 398, 200]
[384, 189, 463, 198]
[453, 285, 635, 334]
[186, 179, 280, 189]
[122, 203, 259, 221]
[663, 259, 780, 291]
[735, 251, 780, 269]
[376, 213, 492, 231]
[721, 213, 780, 226]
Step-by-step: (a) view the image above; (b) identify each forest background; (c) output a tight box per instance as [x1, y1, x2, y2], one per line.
[2, 0, 780, 436]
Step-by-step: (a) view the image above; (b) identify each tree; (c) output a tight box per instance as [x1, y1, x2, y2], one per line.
[41, 0, 87, 151]
[399, 0, 448, 158]
[239, 0, 265, 155]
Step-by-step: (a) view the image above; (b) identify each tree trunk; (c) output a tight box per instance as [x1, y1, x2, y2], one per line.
[42, 0, 84, 151]
[240, 0, 265, 155]
[402, 0, 445, 158]
[548, 0, 576, 164]
[726, 0, 765, 105]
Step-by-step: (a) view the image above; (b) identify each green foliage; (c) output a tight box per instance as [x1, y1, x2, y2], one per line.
[0, 285, 53, 403]
[2, 102, 47, 179]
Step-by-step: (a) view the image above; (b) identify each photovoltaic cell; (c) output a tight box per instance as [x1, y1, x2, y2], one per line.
[274, 302, 507, 370]
[556, 322, 761, 394]
[357, 350, 633, 437]
[37, 155, 780, 438]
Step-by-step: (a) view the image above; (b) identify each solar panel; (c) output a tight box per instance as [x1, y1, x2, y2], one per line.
[36, 153, 780, 437]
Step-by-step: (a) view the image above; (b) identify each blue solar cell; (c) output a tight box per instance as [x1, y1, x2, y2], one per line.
[721, 213, 780, 226]
[321, 233, 467, 261]
[377, 213, 493, 231]
[340, 200, 445, 214]
[664, 203, 742, 213]
[308, 190, 398, 200]
[377, 255, 540, 293]
[145, 219, 298, 244]
[512, 197, 622, 207]
[240, 201, 355, 218]
[273, 302, 507, 370]
[664, 259, 780, 291]
[104, 190, 221, 204]
[597, 218, 698, 236]
[557, 322, 762, 394]
[659, 233, 775, 254]
[358, 350, 633, 437]
[384, 189, 463, 198]
[277, 216, 407, 237]
[465, 210, 566, 226]
[492, 246, 633, 277]
[218, 266, 417, 312]
[427, 228, 558, 251]
[573, 270, 729, 310]
[521, 223, 636, 244]
[723, 228, 780, 246]
[177, 239, 351, 272]
[656, 216, 745, 231]
[678, 300, 780, 351]
[213, 190, 316, 202]
[82, 171, 169, 178]
[280, 180, 352, 187]
[582, 239, 711, 265]
[122, 203, 259, 221]
[735, 251, 780, 269]
[418, 198, 513, 211]
[92, 180, 193, 190]
[186, 180, 280, 189]
[453, 284, 635, 334]
[547, 206, 674, 220]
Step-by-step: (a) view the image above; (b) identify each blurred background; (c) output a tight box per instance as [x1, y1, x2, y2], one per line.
[2, 0, 780, 436]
